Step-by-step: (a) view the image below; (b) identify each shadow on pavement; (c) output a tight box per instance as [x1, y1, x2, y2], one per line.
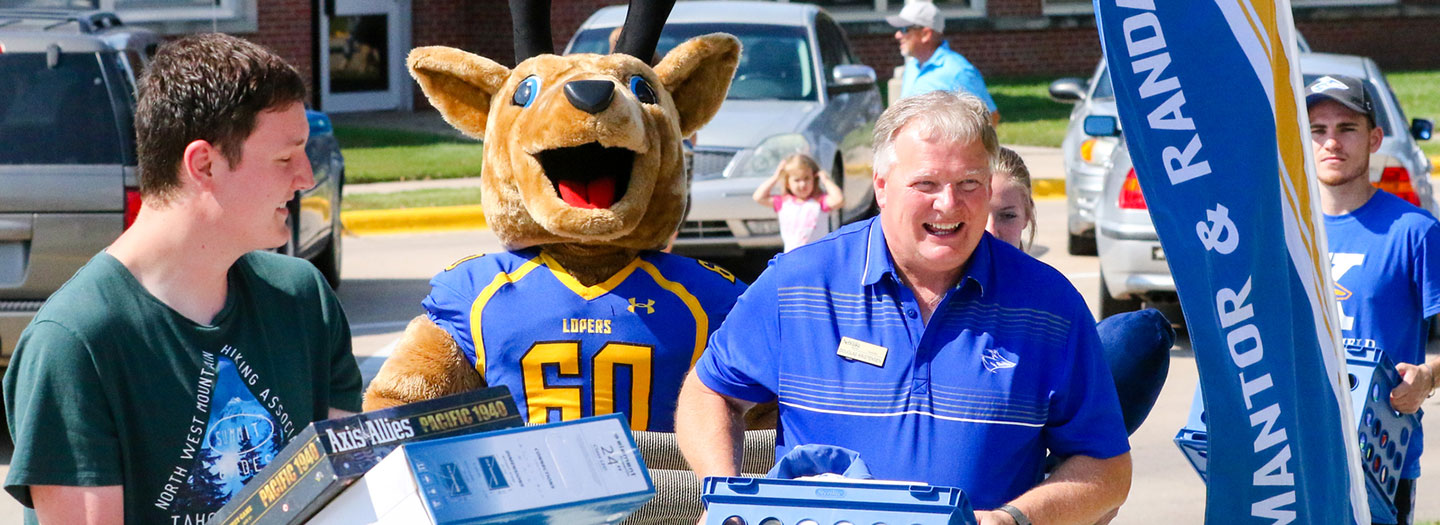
[337, 277, 433, 336]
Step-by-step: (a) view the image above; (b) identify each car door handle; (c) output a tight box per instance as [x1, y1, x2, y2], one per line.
[0, 215, 33, 242]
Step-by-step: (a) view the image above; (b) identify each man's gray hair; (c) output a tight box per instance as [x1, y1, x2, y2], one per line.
[872, 91, 999, 177]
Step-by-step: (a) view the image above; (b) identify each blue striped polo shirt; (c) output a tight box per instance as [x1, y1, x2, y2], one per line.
[695, 217, 1129, 509]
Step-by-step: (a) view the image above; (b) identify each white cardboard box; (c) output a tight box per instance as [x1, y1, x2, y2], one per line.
[309, 414, 653, 524]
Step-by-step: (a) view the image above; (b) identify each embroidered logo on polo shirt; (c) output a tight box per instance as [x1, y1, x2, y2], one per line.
[982, 348, 1017, 373]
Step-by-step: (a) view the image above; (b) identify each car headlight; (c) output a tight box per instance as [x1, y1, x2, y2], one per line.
[1080, 137, 1118, 168]
[744, 219, 781, 235]
[729, 133, 812, 179]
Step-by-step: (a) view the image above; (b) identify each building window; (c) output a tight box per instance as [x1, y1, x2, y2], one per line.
[104, 0, 241, 23]
[805, 0, 983, 23]
[1041, 0, 1091, 15]
[1292, 0, 1396, 5]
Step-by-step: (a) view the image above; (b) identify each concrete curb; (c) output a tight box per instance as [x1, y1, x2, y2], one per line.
[339, 181, 1072, 235]
[342, 205, 487, 235]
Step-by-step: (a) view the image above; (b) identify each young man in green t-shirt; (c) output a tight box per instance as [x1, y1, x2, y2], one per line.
[3, 33, 363, 524]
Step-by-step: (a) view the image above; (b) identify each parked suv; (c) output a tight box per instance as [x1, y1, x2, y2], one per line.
[0, 9, 345, 365]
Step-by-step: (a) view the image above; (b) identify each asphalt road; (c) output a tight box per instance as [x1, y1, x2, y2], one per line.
[1, 198, 1436, 523]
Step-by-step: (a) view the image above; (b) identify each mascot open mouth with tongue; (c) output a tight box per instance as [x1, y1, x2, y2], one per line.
[362, 0, 746, 435]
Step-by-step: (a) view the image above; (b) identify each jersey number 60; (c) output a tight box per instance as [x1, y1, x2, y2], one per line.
[520, 341, 654, 430]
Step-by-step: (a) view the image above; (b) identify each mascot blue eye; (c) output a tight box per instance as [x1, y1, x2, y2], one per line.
[629, 76, 657, 105]
[512, 76, 540, 108]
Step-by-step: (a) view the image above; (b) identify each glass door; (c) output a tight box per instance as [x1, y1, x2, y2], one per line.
[318, 0, 411, 112]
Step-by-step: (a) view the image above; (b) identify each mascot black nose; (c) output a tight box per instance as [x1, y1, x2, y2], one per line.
[564, 80, 615, 114]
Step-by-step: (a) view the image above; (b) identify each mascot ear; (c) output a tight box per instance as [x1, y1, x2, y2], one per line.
[408, 46, 512, 139]
[654, 33, 740, 138]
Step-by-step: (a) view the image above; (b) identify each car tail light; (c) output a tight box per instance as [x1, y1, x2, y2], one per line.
[123, 186, 142, 230]
[1081, 138, 1098, 162]
[1118, 168, 1148, 210]
[1374, 166, 1421, 207]
[1080, 137, 1117, 167]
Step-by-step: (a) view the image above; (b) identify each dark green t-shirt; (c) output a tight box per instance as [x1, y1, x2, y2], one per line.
[3, 251, 362, 524]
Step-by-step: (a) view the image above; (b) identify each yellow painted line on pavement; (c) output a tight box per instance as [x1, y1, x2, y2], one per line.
[1034, 178, 1065, 200]
[341, 205, 487, 235]
[340, 177, 1072, 235]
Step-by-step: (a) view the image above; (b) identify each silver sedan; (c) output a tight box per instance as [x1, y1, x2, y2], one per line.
[1090, 52, 1436, 319]
[566, 1, 884, 260]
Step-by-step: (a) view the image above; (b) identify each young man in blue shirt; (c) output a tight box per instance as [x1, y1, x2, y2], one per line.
[887, 0, 1000, 126]
[676, 91, 1130, 525]
[1309, 74, 1440, 525]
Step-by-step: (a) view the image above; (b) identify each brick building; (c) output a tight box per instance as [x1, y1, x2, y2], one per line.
[103, 0, 1440, 112]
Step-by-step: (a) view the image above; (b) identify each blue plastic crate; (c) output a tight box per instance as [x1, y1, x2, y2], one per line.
[1173, 343, 1421, 522]
[702, 477, 977, 525]
[1343, 344, 1422, 523]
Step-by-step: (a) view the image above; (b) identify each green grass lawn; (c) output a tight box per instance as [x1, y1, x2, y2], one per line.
[335, 126, 485, 184]
[342, 186, 485, 211]
[988, 69, 1440, 157]
[990, 75, 1076, 149]
[1387, 70, 1440, 158]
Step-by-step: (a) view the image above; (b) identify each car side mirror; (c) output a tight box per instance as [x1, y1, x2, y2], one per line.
[1412, 118, 1433, 141]
[1048, 77, 1086, 103]
[828, 64, 877, 95]
[1084, 115, 1120, 137]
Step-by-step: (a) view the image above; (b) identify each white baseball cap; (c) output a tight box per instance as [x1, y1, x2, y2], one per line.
[886, 1, 944, 33]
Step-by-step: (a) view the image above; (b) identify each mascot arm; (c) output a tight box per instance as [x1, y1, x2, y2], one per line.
[362, 315, 485, 411]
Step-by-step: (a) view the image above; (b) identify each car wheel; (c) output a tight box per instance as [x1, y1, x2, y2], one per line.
[1099, 271, 1141, 319]
[313, 226, 342, 290]
[1068, 233, 1097, 256]
[312, 174, 344, 290]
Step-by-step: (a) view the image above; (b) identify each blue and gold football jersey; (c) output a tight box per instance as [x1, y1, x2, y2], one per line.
[424, 248, 746, 431]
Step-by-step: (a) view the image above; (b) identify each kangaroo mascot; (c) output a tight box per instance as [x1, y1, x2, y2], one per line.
[362, 0, 746, 434]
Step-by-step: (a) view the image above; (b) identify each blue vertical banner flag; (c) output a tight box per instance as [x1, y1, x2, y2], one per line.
[1092, 1, 1368, 524]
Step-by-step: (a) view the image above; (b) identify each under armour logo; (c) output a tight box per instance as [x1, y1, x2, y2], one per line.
[982, 349, 1016, 373]
[628, 298, 655, 314]
[1310, 76, 1346, 94]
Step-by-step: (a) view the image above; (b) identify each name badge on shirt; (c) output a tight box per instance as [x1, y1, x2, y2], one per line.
[837, 337, 888, 367]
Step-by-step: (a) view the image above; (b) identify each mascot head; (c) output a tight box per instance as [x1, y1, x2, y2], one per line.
[407, 1, 738, 260]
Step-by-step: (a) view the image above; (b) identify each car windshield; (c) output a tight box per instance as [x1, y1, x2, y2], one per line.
[570, 23, 817, 101]
[1301, 73, 1393, 136]
[1093, 64, 1114, 100]
[0, 52, 123, 164]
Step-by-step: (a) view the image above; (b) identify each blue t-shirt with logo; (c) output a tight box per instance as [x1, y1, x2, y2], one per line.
[1326, 190, 1440, 478]
[695, 219, 1128, 510]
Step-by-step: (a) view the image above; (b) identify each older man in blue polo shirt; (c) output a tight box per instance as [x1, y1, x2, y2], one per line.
[676, 91, 1131, 525]
[889, 0, 1000, 126]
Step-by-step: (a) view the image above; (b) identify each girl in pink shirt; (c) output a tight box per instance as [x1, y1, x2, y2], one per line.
[752, 154, 845, 252]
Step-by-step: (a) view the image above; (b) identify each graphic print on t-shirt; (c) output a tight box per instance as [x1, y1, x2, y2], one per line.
[153, 345, 293, 524]
[1331, 252, 1365, 330]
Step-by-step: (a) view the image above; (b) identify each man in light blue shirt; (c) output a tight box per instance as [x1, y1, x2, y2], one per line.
[676, 91, 1130, 525]
[888, 0, 999, 125]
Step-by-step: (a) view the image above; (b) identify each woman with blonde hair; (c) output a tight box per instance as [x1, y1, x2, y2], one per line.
[987, 147, 1173, 438]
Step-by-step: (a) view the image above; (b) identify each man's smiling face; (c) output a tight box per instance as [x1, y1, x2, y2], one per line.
[874, 122, 992, 284]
